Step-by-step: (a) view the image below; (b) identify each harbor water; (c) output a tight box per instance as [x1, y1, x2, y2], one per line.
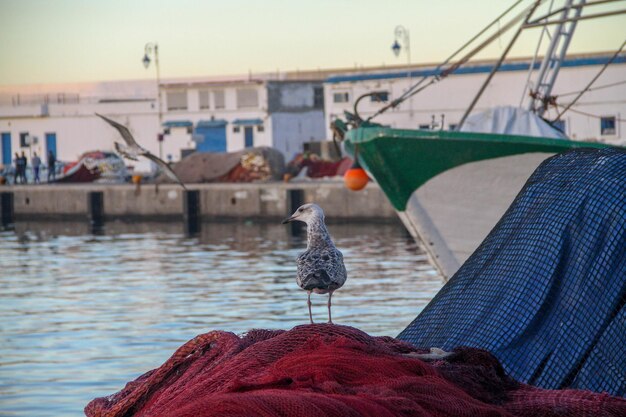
[0, 221, 443, 416]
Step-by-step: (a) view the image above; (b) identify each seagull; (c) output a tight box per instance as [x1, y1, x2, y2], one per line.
[95, 113, 187, 190]
[282, 203, 347, 324]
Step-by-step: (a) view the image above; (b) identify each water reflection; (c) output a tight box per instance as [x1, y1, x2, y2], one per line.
[0, 220, 443, 416]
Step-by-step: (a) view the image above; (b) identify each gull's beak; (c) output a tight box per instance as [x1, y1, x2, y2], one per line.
[282, 215, 296, 224]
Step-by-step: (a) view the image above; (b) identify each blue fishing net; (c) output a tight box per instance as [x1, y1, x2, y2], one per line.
[398, 147, 626, 396]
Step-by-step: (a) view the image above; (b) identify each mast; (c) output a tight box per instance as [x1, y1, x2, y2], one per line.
[527, 0, 586, 116]
[359, 0, 626, 125]
[457, 0, 545, 130]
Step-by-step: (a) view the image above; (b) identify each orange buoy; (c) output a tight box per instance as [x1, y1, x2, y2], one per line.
[344, 164, 369, 191]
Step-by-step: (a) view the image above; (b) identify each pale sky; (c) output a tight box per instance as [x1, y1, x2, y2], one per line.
[0, 0, 624, 86]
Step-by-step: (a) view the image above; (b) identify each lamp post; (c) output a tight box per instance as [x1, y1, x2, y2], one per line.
[392, 25, 411, 73]
[143, 42, 163, 159]
[392, 26, 412, 116]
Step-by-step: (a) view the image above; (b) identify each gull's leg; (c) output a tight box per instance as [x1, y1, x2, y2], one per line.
[307, 291, 313, 324]
[327, 290, 333, 324]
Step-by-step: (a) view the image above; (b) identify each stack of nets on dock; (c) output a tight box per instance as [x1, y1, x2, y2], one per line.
[85, 324, 626, 417]
[399, 147, 626, 396]
[285, 153, 353, 180]
[162, 147, 285, 183]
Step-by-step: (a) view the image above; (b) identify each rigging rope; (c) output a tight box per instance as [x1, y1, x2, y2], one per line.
[554, 103, 626, 123]
[519, 0, 556, 107]
[557, 79, 626, 97]
[362, 0, 531, 123]
[552, 39, 626, 121]
[354, 1, 623, 127]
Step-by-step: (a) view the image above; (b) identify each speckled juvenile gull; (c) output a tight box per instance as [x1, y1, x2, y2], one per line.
[282, 203, 347, 324]
[95, 113, 187, 190]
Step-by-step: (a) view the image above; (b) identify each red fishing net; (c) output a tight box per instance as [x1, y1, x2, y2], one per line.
[85, 324, 626, 417]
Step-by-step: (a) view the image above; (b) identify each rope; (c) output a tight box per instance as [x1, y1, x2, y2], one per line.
[557, 79, 626, 97]
[553, 39, 626, 121]
[519, 0, 556, 107]
[362, 0, 529, 123]
[553, 103, 626, 123]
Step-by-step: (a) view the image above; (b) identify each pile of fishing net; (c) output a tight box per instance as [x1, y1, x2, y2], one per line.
[399, 147, 626, 395]
[162, 147, 285, 184]
[85, 324, 626, 417]
[285, 153, 353, 180]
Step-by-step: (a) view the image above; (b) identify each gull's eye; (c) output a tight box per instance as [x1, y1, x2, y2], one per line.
[298, 208, 303, 212]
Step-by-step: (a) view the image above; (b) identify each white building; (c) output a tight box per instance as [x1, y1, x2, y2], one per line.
[160, 77, 325, 158]
[324, 52, 626, 146]
[0, 73, 326, 171]
[1, 52, 623, 172]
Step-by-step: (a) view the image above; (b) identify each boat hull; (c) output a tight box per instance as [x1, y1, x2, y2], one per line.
[345, 127, 609, 279]
[399, 152, 554, 277]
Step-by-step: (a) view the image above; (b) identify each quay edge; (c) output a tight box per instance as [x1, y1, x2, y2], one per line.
[0, 181, 398, 224]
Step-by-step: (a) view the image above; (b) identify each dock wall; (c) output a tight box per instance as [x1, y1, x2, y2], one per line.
[1, 181, 398, 225]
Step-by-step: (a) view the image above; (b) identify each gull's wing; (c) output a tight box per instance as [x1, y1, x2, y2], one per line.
[114, 142, 139, 161]
[95, 113, 140, 148]
[296, 246, 347, 289]
[142, 152, 187, 190]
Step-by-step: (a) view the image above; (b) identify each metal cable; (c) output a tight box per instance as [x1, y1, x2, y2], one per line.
[553, 39, 626, 121]
[557, 79, 626, 97]
[554, 103, 626, 122]
[363, 0, 530, 123]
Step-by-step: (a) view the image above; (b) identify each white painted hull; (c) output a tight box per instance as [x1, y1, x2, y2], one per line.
[397, 153, 555, 280]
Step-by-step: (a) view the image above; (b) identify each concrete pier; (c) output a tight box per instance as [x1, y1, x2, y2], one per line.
[1, 181, 397, 224]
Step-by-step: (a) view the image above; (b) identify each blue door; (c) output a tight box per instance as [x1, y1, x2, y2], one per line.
[45, 133, 57, 157]
[1, 133, 11, 165]
[195, 122, 227, 153]
[244, 126, 254, 148]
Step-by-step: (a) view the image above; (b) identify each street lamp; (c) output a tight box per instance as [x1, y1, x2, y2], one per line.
[392, 25, 411, 67]
[392, 25, 412, 115]
[143, 42, 164, 159]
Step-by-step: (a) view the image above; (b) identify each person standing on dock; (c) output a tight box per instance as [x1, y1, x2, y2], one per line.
[14, 152, 27, 184]
[13, 152, 21, 184]
[47, 150, 56, 182]
[21, 151, 28, 184]
[32, 152, 42, 184]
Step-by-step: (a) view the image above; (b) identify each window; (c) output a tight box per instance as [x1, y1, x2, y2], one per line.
[418, 124, 430, 130]
[233, 126, 240, 133]
[214, 90, 225, 109]
[370, 91, 389, 102]
[333, 92, 349, 103]
[600, 116, 616, 136]
[257, 125, 264, 132]
[166, 91, 187, 111]
[236, 88, 259, 108]
[313, 87, 324, 108]
[199, 90, 210, 109]
[20, 132, 29, 147]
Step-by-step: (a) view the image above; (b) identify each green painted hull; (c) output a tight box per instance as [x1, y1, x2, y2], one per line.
[345, 127, 608, 211]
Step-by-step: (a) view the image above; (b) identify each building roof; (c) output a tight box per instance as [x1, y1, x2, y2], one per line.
[325, 53, 626, 84]
[161, 79, 264, 89]
[2, 52, 622, 104]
